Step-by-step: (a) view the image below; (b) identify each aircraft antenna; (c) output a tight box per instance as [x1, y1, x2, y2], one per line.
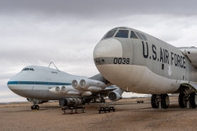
[48, 62, 60, 71]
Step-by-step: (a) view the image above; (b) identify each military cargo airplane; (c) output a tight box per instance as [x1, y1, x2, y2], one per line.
[7, 62, 124, 110]
[93, 27, 197, 109]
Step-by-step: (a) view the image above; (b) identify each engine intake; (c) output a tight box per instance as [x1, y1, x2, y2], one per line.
[108, 91, 122, 101]
[49, 86, 61, 94]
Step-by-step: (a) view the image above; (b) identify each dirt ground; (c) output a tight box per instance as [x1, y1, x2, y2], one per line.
[0, 97, 196, 131]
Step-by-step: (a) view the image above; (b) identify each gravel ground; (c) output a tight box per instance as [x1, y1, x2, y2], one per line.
[0, 97, 196, 131]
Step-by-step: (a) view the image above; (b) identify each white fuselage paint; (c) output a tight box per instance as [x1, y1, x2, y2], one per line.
[96, 64, 181, 94]
[93, 27, 197, 94]
[7, 65, 87, 100]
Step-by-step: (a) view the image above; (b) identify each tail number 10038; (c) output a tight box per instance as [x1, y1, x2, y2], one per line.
[113, 58, 130, 64]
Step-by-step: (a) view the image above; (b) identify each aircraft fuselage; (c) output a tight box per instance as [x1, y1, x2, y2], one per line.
[94, 27, 197, 94]
[7, 65, 86, 100]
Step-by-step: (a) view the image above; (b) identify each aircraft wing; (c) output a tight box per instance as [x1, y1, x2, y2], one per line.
[91, 87, 117, 96]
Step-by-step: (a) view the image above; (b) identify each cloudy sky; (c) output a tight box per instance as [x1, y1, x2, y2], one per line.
[1, 0, 197, 102]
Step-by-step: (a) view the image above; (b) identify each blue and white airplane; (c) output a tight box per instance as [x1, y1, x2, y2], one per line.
[7, 63, 124, 110]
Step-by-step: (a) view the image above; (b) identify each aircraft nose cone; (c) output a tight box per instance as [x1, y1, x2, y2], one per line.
[93, 39, 122, 59]
[7, 80, 15, 90]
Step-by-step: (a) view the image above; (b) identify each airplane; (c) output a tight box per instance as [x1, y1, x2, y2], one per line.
[7, 62, 124, 110]
[93, 27, 197, 109]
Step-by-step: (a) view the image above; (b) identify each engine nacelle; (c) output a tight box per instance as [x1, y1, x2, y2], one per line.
[72, 79, 84, 91]
[62, 86, 81, 95]
[59, 98, 85, 107]
[49, 86, 61, 94]
[81, 91, 92, 96]
[79, 79, 106, 90]
[108, 91, 122, 101]
[87, 86, 103, 92]
[61, 86, 67, 93]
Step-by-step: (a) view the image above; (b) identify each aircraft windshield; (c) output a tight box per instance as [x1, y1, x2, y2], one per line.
[115, 30, 129, 38]
[102, 28, 133, 39]
[130, 31, 138, 39]
[103, 29, 117, 39]
[22, 68, 34, 71]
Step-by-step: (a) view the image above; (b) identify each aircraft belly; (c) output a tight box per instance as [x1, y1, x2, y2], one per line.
[97, 64, 180, 94]
[9, 85, 80, 100]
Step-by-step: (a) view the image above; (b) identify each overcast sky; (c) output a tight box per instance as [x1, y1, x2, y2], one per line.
[1, 0, 197, 102]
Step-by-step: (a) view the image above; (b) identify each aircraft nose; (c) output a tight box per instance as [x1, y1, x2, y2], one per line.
[93, 39, 122, 61]
[7, 79, 16, 91]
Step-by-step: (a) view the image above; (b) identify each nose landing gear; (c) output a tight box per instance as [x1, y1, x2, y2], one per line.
[29, 99, 41, 110]
[31, 105, 39, 110]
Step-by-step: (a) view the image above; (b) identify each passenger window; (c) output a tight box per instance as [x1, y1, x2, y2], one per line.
[130, 31, 138, 39]
[135, 32, 143, 40]
[104, 29, 117, 39]
[141, 33, 147, 41]
[115, 30, 129, 38]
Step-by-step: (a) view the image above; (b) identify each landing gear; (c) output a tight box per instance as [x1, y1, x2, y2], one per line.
[190, 92, 197, 108]
[151, 94, 169, 109]
[178, 93, 187, 108]
[151, 94, 159, 108]
[31, 105, 39, 110]
[161, 94, 169, 109]
[178, 91, 197, 109]
[100, 96, 106, 103]
[29, 98, 41, 110]
[89, 96, 106, 103]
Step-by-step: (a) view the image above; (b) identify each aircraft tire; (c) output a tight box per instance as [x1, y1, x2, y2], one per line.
[179, 93, 186, 108]
[35, 105, 39, 110]
[31, 105, 39, 110]
[161, 94, 169, 109]
[151, 94, 159, 108]
[190, 92, 197, 108]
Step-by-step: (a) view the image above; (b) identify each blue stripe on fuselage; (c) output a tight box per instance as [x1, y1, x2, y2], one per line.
[7, 81, 71, 86]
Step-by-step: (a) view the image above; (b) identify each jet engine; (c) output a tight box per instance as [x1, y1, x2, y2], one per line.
[49, 86, 61, 94]
[79, 79, 106, 90]
[108, 91, 122, 101]
[59, 98, 85, 107]
[61, 86, 67, 93]
[72, 79, 82, 90]
[107, 86, 124, 101]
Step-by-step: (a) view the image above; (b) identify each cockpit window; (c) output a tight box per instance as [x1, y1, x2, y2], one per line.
[130, 31, 138, 39]
[135, 32, 148, 41]
[103, 29, 117, 39]
[22, 68, 34, 71]
[140, 33, 147, 41]
[115, 30, 129, 38]
[135, 32, 143, 39]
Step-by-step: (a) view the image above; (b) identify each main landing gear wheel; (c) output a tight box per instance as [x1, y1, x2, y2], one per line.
[161, 94, 169, 109]
[151, 94, 159, 108]
[31, 105, 39, 110]
[179, 93, 187, 108]
[151, 94, 169, 109]
[190, 92, 197, 108]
